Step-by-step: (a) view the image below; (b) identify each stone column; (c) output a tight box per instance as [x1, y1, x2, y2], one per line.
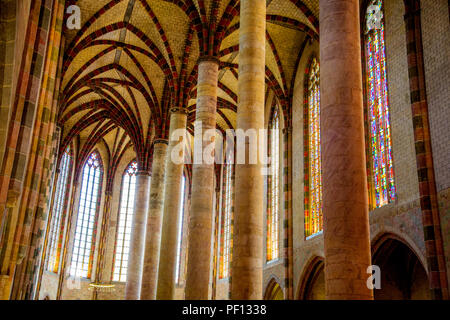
[141, 140, 168, 300]
[156, 108, 187, 300]
[185, 57, 219, 300]
[231, 0, 265, 300]
[125, 171, 151, 300]
[320, 0, 373, 300]
[283, 126, 294, 299]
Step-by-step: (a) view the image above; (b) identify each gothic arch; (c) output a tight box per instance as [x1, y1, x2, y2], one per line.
[264, 276, 284, 300]
[371, 232, 430, 300]
[371, 230, 427, 272]
[296, 255, 325, 300]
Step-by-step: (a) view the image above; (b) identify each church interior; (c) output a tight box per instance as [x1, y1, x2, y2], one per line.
[0, 0, 449, 301]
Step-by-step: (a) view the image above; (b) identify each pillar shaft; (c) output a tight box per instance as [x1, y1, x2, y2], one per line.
[283, 127, 294, 299]
[157, 109, 187, 300]
[185, 58, 219, 300]
[141, 141, 168, 300]
[125, 172, 151, 300]
[320, 0, 373, 300]
[231, 0, 265, 300]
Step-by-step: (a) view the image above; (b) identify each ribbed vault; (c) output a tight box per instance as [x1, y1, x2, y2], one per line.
[60, 0, 319, 167]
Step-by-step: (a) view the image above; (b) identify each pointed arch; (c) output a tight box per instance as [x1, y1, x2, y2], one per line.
[362, 0, 396, 209]
[175, 171, 188, 285]
[297, 256, 325, 300]
[46, 145, 74, 273]
[267, 103, 281, 261]
[112, 160, 138, 282]
[371, 233, 430, 300]
[68, 151, 104, 278]
[219, 150, 234, 279]
[304, 56, 322, 238]
[264, 277, 284, 300]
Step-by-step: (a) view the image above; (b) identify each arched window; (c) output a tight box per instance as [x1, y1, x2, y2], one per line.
[69, 151, 103, 278]
[364, 0, 395, 209]
[112, 160, 138, 282]
[46, 147, 72, 272]
[219, 155, 233, 279]
[175, 174, 186, 284]
[304, 57, 322, 238]
[267, 106, 280, 261]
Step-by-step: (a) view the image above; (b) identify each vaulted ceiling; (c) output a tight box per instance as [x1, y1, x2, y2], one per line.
[59, 0, 319, 167]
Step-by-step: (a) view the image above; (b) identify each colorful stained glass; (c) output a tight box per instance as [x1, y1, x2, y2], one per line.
[365, 0, 395, 208]
[112, 160, 138, 282]
[305, 58, 322, 238]
[267, 106, 280, 261]
[46, 147, 72, 273]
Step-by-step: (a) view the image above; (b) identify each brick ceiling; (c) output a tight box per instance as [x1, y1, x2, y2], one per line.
[60, 0, 319, 162]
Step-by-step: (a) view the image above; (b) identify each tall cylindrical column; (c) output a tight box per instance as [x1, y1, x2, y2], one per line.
[231, 0, 265, 300]
[141, 140, 168, 300]
[185, 57, 219, 300]
[156, 108, 187, 300]
[320, 0, 373, 300]
[125, 172, 151, 300]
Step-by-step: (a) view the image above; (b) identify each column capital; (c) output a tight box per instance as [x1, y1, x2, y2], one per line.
[136, 169, 151, 176]
[170, 107, 188, 115]
[198, 55, 220, 65]
[153, 138, 169, 145]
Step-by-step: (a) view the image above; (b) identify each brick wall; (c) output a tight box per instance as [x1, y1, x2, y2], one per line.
[421, 0, 450, 193]
[421, 0, 450, 292]
[37, 0, 449, 300]
[291, 39, 323, 298]
[384, 0, 420, 205]
[262, 91, 286, 298]
[288, 0, 441, 298]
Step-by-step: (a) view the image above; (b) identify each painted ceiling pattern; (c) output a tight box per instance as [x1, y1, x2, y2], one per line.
[60, 0, 319, 169]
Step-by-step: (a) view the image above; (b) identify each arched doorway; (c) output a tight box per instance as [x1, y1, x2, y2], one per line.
[297, 257, 325, 300]
[264, 278, 284, 300]
[372, 234, 430, 300]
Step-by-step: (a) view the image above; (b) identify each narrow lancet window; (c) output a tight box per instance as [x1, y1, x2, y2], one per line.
[112, 160, 138, 282]
[69, 152, 103, 278]
[47, 147, 72, 272]
[267, 106, 280, 261]
[219, 155, 233, 279]
[175, 174, 186, 284]
[365, 0, 395, 208]
[305, 58, 322, 238]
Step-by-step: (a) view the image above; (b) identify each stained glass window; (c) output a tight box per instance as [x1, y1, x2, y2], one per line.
[305, 57, 322, 238]
[267, 106, 280, 261]
[219, 155, 233, 279]
[46, 147, 72, 273]
[175, 174, 186, 284]
[112, 160, 138, 282]
[69, 152, 103, 278]
[365, 0, 395, 208]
